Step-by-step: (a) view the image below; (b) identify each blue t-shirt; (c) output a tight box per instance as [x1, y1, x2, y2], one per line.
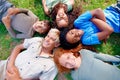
[74, 6, 120, 45]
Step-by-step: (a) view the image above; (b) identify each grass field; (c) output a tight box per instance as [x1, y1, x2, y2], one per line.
[0, 0, 119, 80]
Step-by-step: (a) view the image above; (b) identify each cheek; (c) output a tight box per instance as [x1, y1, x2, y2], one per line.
[56, 15, 59, 19]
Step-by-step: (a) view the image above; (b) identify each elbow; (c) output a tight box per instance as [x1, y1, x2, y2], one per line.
[108, 27, 114, 34]
[45, 11, 50, 15]
[94, 8, 103, 16]
[105, 27, 113, 36]
[96, 8, 102, 12]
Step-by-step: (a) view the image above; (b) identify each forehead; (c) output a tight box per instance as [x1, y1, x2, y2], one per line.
[59, 53, 67, 64]
[66, 32, 73, 42]
[48, 31, 59, 38]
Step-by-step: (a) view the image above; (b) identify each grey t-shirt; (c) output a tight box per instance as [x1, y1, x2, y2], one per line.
[8, 9, 38, 38]
[71, 49, 120, 80]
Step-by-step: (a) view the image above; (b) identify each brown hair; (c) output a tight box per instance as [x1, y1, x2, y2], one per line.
[50, 2, 83, 29]
[50, 3, 67, 21]
[67, 4, 83, 29]
[42, 20, 51, 34]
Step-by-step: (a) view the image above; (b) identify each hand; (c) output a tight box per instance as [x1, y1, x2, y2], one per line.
[103, 36, 109, 44]
[5, 65, 21, 80]
[5, 69, 21, 80]
[5, 64, 21, 80]
[7, 8, 19, 16]
[2, 16, 11, 29]
[42, 0, 50, 15]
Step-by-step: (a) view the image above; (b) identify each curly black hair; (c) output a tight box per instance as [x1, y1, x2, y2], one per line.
[60, 28, 80, 49]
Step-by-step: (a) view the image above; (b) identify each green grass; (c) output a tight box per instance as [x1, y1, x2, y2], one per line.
[0, 0, 119, 79]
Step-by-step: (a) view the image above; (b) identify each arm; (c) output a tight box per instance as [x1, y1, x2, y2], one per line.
[7, 44, 24, 73]
[90, 8, 113, 42]
[90, 8, 106, 22]
[91, 18, 113, 41]
[70, 0, 74, 6]
[6, 68, 21, 80]
[94, 53, 120, 63]
[2, 15, 17, 38]
[81, 49, 120, 63]
[7, 8, 29, 16]
[6, 44, 24, 80]
[2, 16, 24, 38]
[2, 8, 34, 38]
[42, 0, 50, 15]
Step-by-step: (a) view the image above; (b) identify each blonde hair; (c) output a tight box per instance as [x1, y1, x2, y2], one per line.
[48, 28, 60, 43]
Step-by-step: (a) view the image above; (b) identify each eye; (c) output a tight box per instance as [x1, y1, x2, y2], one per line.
[70, 31, 74, 35]
[46, 35, 49, 38]
[51, 38, 56, 41]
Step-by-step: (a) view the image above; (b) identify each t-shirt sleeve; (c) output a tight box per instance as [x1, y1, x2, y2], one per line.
[94, 53, 120, 62]
[74, 11, 92, 29]
[82, 33, 100, 45]
[23, 37, 43, 48]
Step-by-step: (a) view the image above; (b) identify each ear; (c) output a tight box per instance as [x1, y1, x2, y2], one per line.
[55, 42, 60, 47]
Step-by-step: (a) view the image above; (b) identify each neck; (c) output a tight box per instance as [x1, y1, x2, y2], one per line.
[40, 47, 52, 55]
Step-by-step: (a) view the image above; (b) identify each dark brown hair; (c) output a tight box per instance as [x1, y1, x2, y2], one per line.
[50, 3, 67, 21]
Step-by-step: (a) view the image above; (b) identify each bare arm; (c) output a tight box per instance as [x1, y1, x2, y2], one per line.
[8, 44, 24, 65]
[90, 8, 106, 22]
[90, 8, 113, 41]
[70, 0, 75, 6]
[6, 44, 24, 80]
[42, 0, 50, 15]
[2, 15, 17, 38]
[7, 8, 29, 16]
[91, 18, 113, 40]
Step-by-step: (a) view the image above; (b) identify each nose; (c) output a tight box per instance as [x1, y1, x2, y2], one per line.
[75, 32, 80, 37]
[45, 37, 50, 42]
[59, 13, 64, 17]
[67, 59, 74, 66]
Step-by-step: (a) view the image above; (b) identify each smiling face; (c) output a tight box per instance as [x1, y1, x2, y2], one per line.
[59, 52, 78, 69]
[56, 8, 68, 28]
[32, 20, 50, 34]
[66, 29, 84, 44]
[42, 29, 60, 50]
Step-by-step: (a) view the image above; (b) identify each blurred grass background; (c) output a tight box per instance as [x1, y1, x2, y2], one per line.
[0, 0, 119, 80]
